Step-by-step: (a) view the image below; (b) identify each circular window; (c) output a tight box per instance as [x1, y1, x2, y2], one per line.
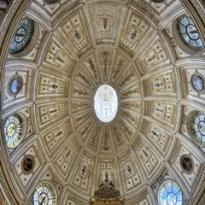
[94, 84, 118, 123]
[177, 15, 204, 50]
[32, 182, 57, 205]
[158, 181, 183, 205]
[4, 113, 25, 149]
[22, 155, 35, 174]
[10, 18, 34, 54]
[190, 112, 205, 145]
[9, 76, 23, 95]
[191, 74, 204, 92]
[180, 155, 193, 172]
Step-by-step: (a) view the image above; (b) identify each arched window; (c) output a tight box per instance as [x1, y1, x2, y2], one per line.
[32, 182, 57, 205]
[177, 15, 204, 50]
[4, 113, 25, 149]
[10, 18, 34, 54]
[158, 180, 183, 205]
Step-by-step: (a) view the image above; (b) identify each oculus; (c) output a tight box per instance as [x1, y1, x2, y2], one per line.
[94, 84, 118, 123]
[177, 15, 204, 50]
[158, 180, 183, 205]
[32, 182, 56, 205]
[191, 74, 204, 92]
[22, 155, 35, 174]
[180, 155, 193, 172]
[190, 112, 205, 145]
[4, 113, 24, 149]
[10, 18, 34, 54]
[9, 75, 23, 95]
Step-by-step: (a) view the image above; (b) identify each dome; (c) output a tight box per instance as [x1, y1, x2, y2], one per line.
[0, 0, 205, 205]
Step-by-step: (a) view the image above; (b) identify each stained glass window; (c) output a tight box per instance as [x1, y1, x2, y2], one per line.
[4, 114, 24, 149]
[191, 74, 204, 92]
[158, 181, 183, 205]
[177, 15, 204, 50]
[190, 112, 205, 145]
[9, 76, 23, 94]
[10, 18, 34, 54]
[94, 84, 118, 123]
[32, 182, 57, 205]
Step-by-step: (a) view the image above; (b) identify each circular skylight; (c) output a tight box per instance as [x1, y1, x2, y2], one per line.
[94, 84, 118, 123]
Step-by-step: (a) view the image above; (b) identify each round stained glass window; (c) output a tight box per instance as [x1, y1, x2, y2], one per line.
[190, 112, 205, 145]
[32, 182, 57, 205]
[94, 84, 118, 123]
[158, 181, 183, 205]
[10, 18, 34, 54]
[10, 76, 23, 94]
[4, 114, 24, 149]
[191, 74, 204, 92]
[177, 15, 204, 50]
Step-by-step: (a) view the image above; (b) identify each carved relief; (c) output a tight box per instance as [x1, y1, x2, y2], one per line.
[145, 101, 176, 126]
[72, 154, 94, 193]
[54, 140, 78, 179]
[14, 141, 42, 187]
[141, 120, 171, 155]
[86, 3, 125, 44]
[36, 71, 67, 97]
[136, 140, 159, 178]
[59, 9, 91, 54]
[143, 71, 176, 96]
[170, 140, 204, 191]
[118, 152, 141, 192]
[121, 14, 151, 52]
[41, 120, 72, 156]
[44, 37, 75, 76]
[36, 101, 68, 129]
[138, 38, 170, 74]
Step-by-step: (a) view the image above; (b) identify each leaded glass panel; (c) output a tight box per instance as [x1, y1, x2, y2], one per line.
[32, 182, 56, 205]
[158, 181, 183, 205]
[4, 114, 24, 149]
[177, 15, 204, 50]
[10, 18, 34, 54]
[191, 113, 205, 145]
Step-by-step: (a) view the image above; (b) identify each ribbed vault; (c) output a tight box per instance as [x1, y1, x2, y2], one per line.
[0, 0, 205, 205]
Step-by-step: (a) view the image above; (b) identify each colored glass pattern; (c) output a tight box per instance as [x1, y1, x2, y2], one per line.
[4, 114, 24, 149]
[177, 15, 204, 50]
[10, 18, 34, 54]
[191, 113, 205, 145]
[158, 181, 183, 205]
[191, 74, 204, 92]
[33, 182, 56, 205]
[10, 76, 23, 94]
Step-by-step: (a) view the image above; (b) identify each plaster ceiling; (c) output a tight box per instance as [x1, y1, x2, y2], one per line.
[1, 0, 205, 204]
